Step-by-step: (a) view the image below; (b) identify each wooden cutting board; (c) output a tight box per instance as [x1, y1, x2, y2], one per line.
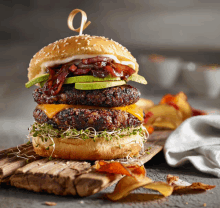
[0, 131, 171, 197]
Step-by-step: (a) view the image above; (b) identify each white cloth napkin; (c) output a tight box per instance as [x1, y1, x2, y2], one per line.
[164, 115, 220, 177]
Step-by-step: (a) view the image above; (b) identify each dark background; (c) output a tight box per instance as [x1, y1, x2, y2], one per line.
[1, 0, 220, 148]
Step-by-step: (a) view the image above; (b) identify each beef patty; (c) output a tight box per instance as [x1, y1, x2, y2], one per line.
[33, 107, 141, 131]
[33, 85, 140, 107]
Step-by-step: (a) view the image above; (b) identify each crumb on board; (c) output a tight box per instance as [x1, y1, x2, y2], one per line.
[44, 202, 57, 206]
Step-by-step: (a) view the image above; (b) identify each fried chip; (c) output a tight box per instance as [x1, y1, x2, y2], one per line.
[95, 161, 147, 180]
[160, 94, 176, 105]
[159, 92, 192, 120]
[44, 202, 57, 206]
[126, 165, 146, 181]
[153, 117, 178, 130]
[136, 98, 154, 114]
[173, 182, 216, 194]
[192, 108, 207, 116]
[107, 176, 173, 201]
[144, 125, 154, 135]
[167, 174, 215, 194]
[106, 176, 152, 201]
[96, 161, 132, 176]
[144, 104, 183, 128]
[143, 181, 173, 197]
[175, 92, 192, 120]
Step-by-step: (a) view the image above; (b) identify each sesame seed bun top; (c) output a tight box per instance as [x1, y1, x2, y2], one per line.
[28, 35, 139, 81]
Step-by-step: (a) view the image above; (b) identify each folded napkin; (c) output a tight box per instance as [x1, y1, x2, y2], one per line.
[164, 115, 220, 177]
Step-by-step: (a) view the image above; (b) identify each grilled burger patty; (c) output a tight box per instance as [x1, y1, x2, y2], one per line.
[33, 107, 141, 131]
[33, 85, 140, 107]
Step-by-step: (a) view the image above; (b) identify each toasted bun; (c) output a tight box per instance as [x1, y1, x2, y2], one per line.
[28, 35, 139, 81]
[32, 134, 144, 160]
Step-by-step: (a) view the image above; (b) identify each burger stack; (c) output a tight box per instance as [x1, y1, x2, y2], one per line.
[26, 35, 147, 160]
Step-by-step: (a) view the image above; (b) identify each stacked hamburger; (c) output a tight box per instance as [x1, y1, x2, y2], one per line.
[26, 35, 147, 160]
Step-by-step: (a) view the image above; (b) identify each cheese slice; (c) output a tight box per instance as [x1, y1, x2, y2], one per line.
[36, 103, 143, 121]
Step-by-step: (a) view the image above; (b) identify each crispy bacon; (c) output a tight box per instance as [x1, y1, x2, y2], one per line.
[114, 63, 135, 78]
[42, 56, 136, 95]
[82, 56, 112, 64]
[44, 66, 70, 96]
[104, 65, 123, 77]
[69, 64, 77, 73]
[144, 112, 154, 123]
[72, 68, 91, 75]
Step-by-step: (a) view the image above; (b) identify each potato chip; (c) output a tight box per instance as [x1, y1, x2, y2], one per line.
[143, 181, 173, 197]
[173, 182, 216, 194]
[175, 92, 192, 120]
[160, 94, 177, 105]
[153, 117, 177, 130]
[107, 176, 173, 201]
[95, 161, 147, 181]
[126, 165, 146, 181]
[136, 98, 154, 114]
[192, 108, 207, 116]
[144, 104, 183, 128]
[144, 125, 154, 135]
[167, 174, 215, 194]
[96, 161, 131, 176]
[106, 176, 152, 201]
[160, 92, 192, 120]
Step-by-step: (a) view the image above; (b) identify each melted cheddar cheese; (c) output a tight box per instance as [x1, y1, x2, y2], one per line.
[36, 103, 143, 121]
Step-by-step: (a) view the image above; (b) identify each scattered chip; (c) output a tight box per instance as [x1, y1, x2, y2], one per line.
[106, 176, 152, 201]
[95, 161, 147, 180]
[44, 202, 57, 206]
[167, 174, 215, 194]
[192, 108, 207, 116]
[143, 91, 205, 131]
[143, 181, 173, 197]
[95, 161, 131, 176]
[144, 104, 183, 129]
[126, 165, 146, 181]
[136, 98, 154, 114]
[107, 176, 173, 201]
[160, 91, 192, 121]
[144, 125, 154, 135]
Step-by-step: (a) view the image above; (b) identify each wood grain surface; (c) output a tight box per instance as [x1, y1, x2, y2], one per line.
[0, 131, 172, 197]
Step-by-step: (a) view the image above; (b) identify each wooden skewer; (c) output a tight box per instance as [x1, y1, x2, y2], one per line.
[67, 9, 91, 35]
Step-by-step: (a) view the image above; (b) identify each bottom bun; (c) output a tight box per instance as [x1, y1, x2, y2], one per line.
[32, 134, 144, 160]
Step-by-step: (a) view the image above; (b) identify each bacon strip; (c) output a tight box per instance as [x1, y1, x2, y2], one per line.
[82, 56, 112, 64]
[42, 56, 136, 95]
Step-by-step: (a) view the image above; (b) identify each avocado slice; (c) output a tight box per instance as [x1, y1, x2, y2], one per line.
[64, 75, 120, 84]
[26, 73, 147, 89]
[75, 81, 126, 90]
[127, 74, 147, 84]
[25, 74, 49, 88]
[27, 74, 120, 88]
